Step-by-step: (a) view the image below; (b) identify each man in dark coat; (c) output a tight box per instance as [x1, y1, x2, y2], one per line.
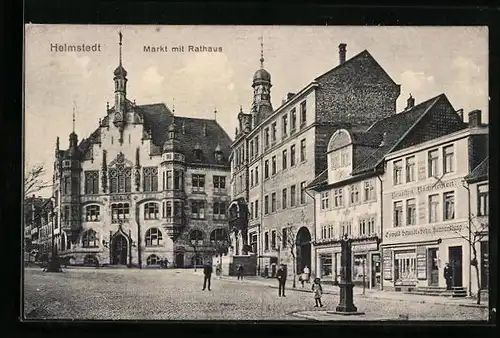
[276, 264, 287, 297]
[202, 261, 213, 291]
[237, 264, 244, 280]
[444, 262, 453, 290]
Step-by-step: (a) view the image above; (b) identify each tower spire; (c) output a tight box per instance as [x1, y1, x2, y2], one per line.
[259, 34, 264, 68]
[119, 31, 123, 66]
[214, 108, 217, 121]
[72, 102, 76, 133]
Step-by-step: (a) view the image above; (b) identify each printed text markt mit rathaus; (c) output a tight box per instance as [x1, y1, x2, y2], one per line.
[143, 45, 223, 52]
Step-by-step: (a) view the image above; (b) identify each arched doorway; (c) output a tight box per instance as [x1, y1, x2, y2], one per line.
[111, 234, 128, 265]
[296, 227, 312, 275]
[175, 251, 185, 268]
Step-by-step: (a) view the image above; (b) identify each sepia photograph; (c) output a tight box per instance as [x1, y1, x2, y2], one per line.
[23, 24, 490, 321]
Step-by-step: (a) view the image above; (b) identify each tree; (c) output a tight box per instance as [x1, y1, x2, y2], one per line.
[277, 224, 297, 288]
[455, 216, 488, 305]
[24, 163, 52, 198]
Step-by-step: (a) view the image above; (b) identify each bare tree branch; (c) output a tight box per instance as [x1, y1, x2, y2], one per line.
[24, 163, 52, 198]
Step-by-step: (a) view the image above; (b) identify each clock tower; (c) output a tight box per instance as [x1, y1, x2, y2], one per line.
[113, 31, 128, 134]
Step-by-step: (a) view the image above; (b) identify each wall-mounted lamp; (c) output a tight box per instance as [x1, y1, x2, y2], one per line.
[132, 241, 137, 248]
[102, 239, 109, 248]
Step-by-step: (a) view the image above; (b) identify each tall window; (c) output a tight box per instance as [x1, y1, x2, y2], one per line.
[478, 184, 489, 216]
[249, 202, 253, 219]
[264, 160, 269, 179]
[272, 156, 277, 175]
[282, 188, 288, 209]
[443, 145, 454, 174]
[428, 149, 439, 177]
[341, 221, 352, 236]
[109, 166, 132, 193]
[173, 170, 184, 190]
[213, 202, 227, 220]
[111, 203, 130, 221]
[271, 230, 277, 249]
[300, 100, 307, 127]
[290, 185, 296, 207]
[271, 192, 277, 212]
[444, 192, 455, 220]
[406, 199, 416, 225]
[290, 145, 296, 166]
[255, 166, 259, 184]
[290, 108, 297, 133]
[394, 201, 403, 227]
[406, 156, 415, 182]
[213, 176, 226, 192]
[264, 195, 269, 214]
[321, 191, 329, 210]
[255, 136, 259, 156]
[143, 167, 158, 192]
[350, 184, 359, 204]
[282, 114, 288, 137]
[250, 170, 254, 187]
[255, 199, 259, 218]
[271, 122, 277, 143]
[192, 174, 206, 193]
[264, 232, 269, 251]
[364, 180, 375, 201]
[82, 230, 98, 248]
[250, 140, 254, 159]
[300, 181, 307, 204]
[282, 149, 288, 170]
[191, 200, 206, 219]
[166, 171, 172, 189]
[282, 228, 288, 248]
[63, 176, 70, 195]
[84, 171, 99, 194]
[264, 128, 270, 149]
[85, 205, 100, 222]
[144, 202, 159, 219]
[393, 160, 403, 185]
[145, 228, 163, 247]
[300, 138, 306, 162]
[334, 188, 343, 207]
[429, 194, 439, 223]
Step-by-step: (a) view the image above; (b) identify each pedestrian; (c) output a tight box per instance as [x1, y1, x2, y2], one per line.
[312, 277, 323, 307]
[277, 264, 287, 297]
[237, 264, 244, 280]
[202, 261, 213, 291]
[303, 265, 310, 283]
[216, 263, 222, 279]
[444, 262, 453, 290]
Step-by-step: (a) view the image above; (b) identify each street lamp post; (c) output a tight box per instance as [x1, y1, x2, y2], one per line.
[46, 197, 62, 273]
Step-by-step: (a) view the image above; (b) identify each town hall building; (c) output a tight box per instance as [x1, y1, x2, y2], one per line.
[49, 33, 233, 268]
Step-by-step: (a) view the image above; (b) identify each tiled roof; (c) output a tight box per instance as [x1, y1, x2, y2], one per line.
[314, 50, 397, 86]
[307, 169, 328, 189]
[351, 94, 443, 175]
[75, 101, 232, 167]
[465, 157, 488, 182]
[350, 131, 383, 147]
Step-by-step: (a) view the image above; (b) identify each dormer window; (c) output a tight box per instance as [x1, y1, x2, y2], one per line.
[194, 149, 203, 161]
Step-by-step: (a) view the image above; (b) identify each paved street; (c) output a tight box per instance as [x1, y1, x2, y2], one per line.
[24, 268, 488, 321]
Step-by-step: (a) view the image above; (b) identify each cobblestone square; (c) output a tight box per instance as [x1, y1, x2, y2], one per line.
[23, 268, 488, 321]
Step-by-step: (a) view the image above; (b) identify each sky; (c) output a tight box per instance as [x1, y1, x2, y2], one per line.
[25, 25, 489, 197]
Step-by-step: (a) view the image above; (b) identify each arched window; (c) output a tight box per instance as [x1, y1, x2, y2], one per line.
[83, 254, 99, 266]
[85, 205, 100, 221]
[145, 228, 163, 247]
[210, 228, 228, 242]
[189, 229, 204, 246]
[82, 229, 98, 248]
[146, 254, 160, 266]
[144, 202, 160, 220]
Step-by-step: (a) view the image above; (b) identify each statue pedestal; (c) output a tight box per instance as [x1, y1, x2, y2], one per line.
[327, 282, 365, 316]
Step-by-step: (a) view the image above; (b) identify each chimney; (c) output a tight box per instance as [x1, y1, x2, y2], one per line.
[287, 92, 295, 101]
[455, 109, 464, 121]
[468, 110, 482, 127]
[406, 94, 415, 110]
[339, 43, 347, 65]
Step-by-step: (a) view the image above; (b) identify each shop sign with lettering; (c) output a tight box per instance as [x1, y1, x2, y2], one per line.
[384, 222, 466, 240]
[383, 248, 392, 280]
[390, 178, 460, 200]
[416, 246, 427, 280]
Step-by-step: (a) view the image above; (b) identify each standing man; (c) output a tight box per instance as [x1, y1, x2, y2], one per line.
[444, 262, 452, 290]
[202, 261, 213, 291]
[303, 265, 310, 283]
[277, 264, 287, 297]
[237, 264, 244, 280]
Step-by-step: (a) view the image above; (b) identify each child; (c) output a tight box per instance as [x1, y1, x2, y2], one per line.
[312, 277, 323, 307]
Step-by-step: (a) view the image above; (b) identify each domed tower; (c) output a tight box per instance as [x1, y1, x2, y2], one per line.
[251, 35, 273, 126]
[161, 117, 186, 240]
[112, 31, 128, 135]
[60, 108, 82, 243]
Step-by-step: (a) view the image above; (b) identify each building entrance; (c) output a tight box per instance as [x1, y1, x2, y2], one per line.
[371, 253, 381, 288]
[428, 248, 439, 286]
[448, 246, 463, 287]
[111, 234, 128, 265]
[175, 252, 185, 268]
[296, 227, 311, 275]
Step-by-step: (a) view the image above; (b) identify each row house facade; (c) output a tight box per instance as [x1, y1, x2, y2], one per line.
[24, 196, 53, 262]
[230, 42, 401, 277]
[380, 108, 488, 294]
[47, 33, 233, 268]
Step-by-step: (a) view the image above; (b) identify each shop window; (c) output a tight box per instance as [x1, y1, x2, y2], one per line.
[320, 255, 332, 278]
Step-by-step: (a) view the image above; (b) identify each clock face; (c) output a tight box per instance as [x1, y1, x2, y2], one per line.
[114, 112, 122, 120]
